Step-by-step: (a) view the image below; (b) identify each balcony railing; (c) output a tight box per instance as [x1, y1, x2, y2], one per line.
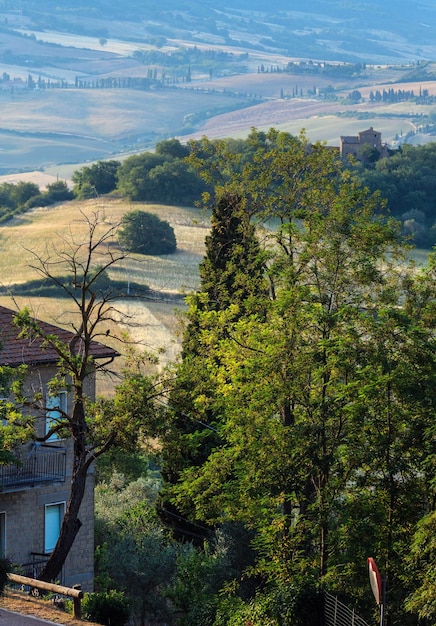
[0, 444, 66, 492]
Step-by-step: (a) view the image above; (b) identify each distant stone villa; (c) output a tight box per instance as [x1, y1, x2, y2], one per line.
[340, 127, 389, 161]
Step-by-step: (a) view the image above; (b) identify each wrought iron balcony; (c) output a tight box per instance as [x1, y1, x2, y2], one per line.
[0, 444, 66, 492]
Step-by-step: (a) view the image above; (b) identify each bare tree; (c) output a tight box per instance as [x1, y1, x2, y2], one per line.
[14, 210, 160, 583]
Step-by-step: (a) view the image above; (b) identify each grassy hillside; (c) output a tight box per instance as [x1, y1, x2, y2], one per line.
[0, 197, 208, 382]
[0, 87, 253, 172]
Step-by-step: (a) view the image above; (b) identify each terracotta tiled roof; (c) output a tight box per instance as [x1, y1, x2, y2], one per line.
[0, 305, 118, 367]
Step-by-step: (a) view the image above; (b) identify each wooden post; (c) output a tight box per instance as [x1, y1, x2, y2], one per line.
[72, 584, 82, 619]
[73, 595, 82, 619]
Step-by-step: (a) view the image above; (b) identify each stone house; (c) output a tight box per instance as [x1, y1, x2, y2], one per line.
[0, 305, 118, 591]
[340, 127, 389, 161]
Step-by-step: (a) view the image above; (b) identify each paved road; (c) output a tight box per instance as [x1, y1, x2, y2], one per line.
[0, 607, 61, 625]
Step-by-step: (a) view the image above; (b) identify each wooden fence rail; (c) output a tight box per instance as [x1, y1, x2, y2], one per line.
[7, 572, 83, 619]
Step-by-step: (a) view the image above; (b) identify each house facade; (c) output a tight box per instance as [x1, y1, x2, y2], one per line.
[340, 127, 390, 161]
[0, 305, 117, 591]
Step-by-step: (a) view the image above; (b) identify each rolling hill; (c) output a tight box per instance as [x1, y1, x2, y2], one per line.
[0, 1, 435, 174]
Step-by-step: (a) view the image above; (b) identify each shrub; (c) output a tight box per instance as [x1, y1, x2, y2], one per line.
[118, 210, 176, 255]
[23, 181, 73, 209]
[116, 150, 205, 204]
[23, 194, 52, 209]
[82, 589, 130, 626]
[0, 557, 12, 595]
[214, 583, 323, 626]
[44, 180, 74, 203]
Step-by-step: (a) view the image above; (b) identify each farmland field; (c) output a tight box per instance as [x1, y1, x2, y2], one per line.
[183, 97, 433, 147]
[0, 197, 208, 380]
[0, 15, 435, 175]
[1, 75, 434, 176]
[0, 86, 253, 172]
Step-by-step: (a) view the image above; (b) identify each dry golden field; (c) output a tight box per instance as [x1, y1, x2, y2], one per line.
[0, 197, 209, 389]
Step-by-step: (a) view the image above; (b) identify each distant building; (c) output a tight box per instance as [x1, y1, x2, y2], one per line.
[340, 127, 389, 161]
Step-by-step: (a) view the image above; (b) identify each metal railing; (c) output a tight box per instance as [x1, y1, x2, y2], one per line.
[21, 553, 51, 580]
[324, 591, 370, 626]
[9, 552, 65, 595]
[11, 553, 64, 588]
[0, 445, 66, 492]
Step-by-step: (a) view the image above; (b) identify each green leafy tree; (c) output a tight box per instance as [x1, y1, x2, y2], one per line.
[355, 142, 436, 248]
[405, 511, 436, 622]
[24, 180, 74, 210]
[118, 210, 176, 255]
[116, 152, 166, 200]
[181, 190, 269, 357]
[168, 523, 257, 626]
[146, 159, 206, 205]
[10, 181, 40, 206]
[164, 129, 433, 624]
[324, 279, 436, 621]
[116, 148, 205, 205]
[45, 180, 74, 202]
[0, 183, 15, 209]
[400, 251, 436, 623]
[155, 138, 190, 159]
[196, 192, 269, 315]
[347, 88, 362, 103]
[72, 160, 120, 198]
[359, 142, 380, 163]
[106, 501, 177, 626]
[82, 590, 130, 626]
[0, 181, 40, 216]
[24, 180, 74, 208]
[0, 364, 30, 465]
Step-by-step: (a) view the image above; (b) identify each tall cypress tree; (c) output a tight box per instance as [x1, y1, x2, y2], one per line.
[158, 191, 269, 539]
[182, 191, 269, 356]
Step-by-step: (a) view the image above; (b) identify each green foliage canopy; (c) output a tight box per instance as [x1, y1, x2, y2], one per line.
[24, 180, 74, 209]
[0, 179, 73, 221]
[72, 160, 120, 199]
[355, 142, 436, 248]
[118, 210, 176, 255]
[116, 142, 206, 205]
[161, 128, 436, 625]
